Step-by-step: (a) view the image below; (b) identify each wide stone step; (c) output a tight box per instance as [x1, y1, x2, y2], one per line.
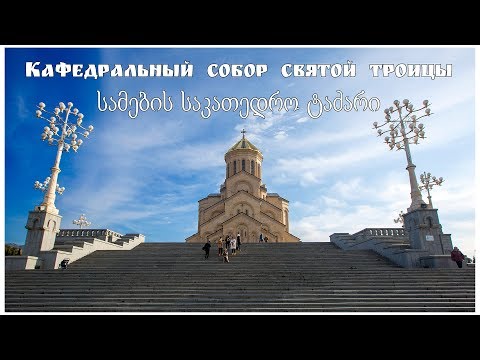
[5, 287, 475, 298]
[5, 306, 472, 312]
[4, 300, 473, 308]
[6, 286, 474, 293]
[52, 244, 82, 252]
[7, 276, 473, 282]
[5, 271, 473, 278]
[6, 287, 474, 293]
[5, 293, 474, 301]
[6, 272, 473, 278]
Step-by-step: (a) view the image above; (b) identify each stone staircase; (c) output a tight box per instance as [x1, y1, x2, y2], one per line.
[5, 232, 145, 271]
[330, 228, 456, 268]
[5, 242, 475, 312]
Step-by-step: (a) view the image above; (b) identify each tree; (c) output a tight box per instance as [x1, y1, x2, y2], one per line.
[5, 245, 21, 256]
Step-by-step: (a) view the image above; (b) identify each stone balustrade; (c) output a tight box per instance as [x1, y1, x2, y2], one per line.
[352, 228, 406, 239]
[57, 229, 123, 242]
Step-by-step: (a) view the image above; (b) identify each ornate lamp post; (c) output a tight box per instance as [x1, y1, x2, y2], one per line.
[394, 211, 405, 228]
[419, 172, 444, 208]
[24, 101, 94, 257]
[34, 101, 94, 214]
[73, 214, 92, 229]
[373, 100, 454, 259]
[373, 99, 432, 212]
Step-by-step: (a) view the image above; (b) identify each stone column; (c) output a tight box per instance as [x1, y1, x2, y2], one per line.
[24, 205, 62, 256]
[403, 207, 452, 255]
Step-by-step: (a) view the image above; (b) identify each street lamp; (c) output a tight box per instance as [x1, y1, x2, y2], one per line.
[35, 101, 94, 214]
[373, 99, 432, 212]
[419, 171, 444, 208]
[73, 214, 92, 229]
[34, 176, 65, 195]
[394, 210, 405, 228]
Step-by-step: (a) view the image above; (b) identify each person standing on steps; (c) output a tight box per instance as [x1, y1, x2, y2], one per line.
[225, 235, 231, 254]
[236, 232, 241, 252]
[259, 232, 263, 243]
[230, 236, 237, 256]
[451, 246, 465, 268]
[217, 236, 223, 256]
[202, 239, 211, 260]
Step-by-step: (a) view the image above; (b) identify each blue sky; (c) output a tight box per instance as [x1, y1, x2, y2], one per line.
[2, 47, 476, 258]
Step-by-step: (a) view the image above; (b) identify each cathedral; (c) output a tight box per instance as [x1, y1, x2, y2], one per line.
[185, 131, 300, 243]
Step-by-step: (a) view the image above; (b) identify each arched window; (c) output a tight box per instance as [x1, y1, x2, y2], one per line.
[242, 159, 246, 171]
[234, 161, 237, 174]
[251, 160, 255, 175]
[227, 163, 230, 178]
[246, 209, 249, 216]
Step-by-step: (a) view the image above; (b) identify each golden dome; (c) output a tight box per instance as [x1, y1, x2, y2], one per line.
[226, 129, 261, 154]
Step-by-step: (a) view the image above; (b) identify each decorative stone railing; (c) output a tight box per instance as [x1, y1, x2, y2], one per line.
[56, 228, 123, 242]
[352, 228, 406, 239]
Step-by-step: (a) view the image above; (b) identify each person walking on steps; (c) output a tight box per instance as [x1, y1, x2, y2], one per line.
[237, 232, 241, 252]
[451, 246, 465, 268]
[202, 240, 211, 260]
[217, 236, 223, 256]
[225, 235, 231, 254]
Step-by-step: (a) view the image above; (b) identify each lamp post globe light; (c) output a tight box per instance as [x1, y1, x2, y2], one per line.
[24, 101, 94, 257]
[419, 172, 444, 208]
[34, 101, 94, 214]
[73, 214, 92, 229]
[373, 99, 432, 212]
[34, 176, 65, 196]
[394, 210, 405, 228]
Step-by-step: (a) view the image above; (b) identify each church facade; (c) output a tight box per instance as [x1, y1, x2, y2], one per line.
[185, 131, 300, 243]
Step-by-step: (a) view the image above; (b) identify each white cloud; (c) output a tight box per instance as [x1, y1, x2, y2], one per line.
[235, 108, 295, 139]
[331, 178, 364, 199]
[321, 195, 347, 208]
[16, 96, 30, 119]
[274, 131, 287, 140]
[273, 145, 379, 186]
[291, 204, 387, 243]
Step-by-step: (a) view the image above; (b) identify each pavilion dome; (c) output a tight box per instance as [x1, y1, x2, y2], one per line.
[226, 131, 261, 154]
